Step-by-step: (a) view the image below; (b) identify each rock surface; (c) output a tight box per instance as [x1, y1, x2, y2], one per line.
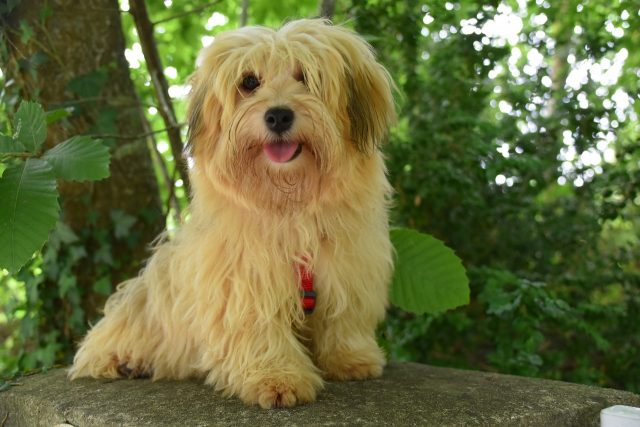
[1, 362, 639, 426]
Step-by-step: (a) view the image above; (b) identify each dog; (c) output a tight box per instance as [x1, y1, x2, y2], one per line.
[69, 18, 396, 409]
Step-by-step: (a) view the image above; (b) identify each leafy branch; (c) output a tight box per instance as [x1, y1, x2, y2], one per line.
[0, 100, 111, 273]
[129, 0, 191, 196]
[151, 0, 224, 26]
[88, 122, 186, 141]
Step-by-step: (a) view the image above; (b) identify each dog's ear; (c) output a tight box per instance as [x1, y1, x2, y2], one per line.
[186, 73, 222, 159]
[342, 33, 396, 153]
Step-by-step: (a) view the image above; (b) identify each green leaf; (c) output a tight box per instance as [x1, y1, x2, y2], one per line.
[0, 133, 25, 154]
[46, 221, 79, 253]
[93, 276, 112, 296]
[42, 136, 110, 181]
[0, 0, 20, 14]
[390, 228, 469, 314]
[111, 210, 136, 239]
[67, 68, 108, 98]
[93, 243, 113, 265]
[13, 101, 47, 153]
[92, 106, 118, 148]
[19, 20, 34, 44]
[45, 108, 71, 124]
[54, 222, 79, 245]
[39, 4, 53, 22]
[17, 51, 48, 77]
[58, 273, 77, 298]
[0, 159, 60, 273]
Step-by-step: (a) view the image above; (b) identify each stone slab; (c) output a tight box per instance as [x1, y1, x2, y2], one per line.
[1, 362, 639, 426]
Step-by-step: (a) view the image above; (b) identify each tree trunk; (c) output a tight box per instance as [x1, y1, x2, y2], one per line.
[2, 0, 163, 360]
[318, 0, 336, 19]
[129, 0, 191, 197]
[240, 0, 249, 26]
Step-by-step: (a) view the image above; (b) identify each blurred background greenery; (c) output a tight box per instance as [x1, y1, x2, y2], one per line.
[1, 0, 638, 392]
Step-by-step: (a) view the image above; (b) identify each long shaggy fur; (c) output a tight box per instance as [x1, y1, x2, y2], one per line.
[69, 19, 396, 408]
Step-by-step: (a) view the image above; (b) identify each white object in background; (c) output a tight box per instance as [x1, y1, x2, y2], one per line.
[601, 405, 640, 427]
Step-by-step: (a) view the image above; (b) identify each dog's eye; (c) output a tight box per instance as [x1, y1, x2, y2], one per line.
[241, 74, 260, 91]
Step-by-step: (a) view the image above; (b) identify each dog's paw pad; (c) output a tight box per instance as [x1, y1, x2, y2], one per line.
[253, 379, 316, 409]
[116, 363, 151, 379]
[258, 385, 297, 409]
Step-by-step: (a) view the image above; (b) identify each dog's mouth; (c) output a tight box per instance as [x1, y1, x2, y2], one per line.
[263, 141, 302, 163]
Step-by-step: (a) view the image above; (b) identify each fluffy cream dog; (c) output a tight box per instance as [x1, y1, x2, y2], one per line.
[69, 18, 395, 409]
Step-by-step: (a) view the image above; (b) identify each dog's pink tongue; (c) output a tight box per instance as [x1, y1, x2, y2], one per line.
[264, 142, 300, 163]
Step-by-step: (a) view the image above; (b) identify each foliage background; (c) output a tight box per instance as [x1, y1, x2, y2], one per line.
[1, 0, 639, 393]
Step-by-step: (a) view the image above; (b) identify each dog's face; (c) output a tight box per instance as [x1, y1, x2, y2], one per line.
[187, 19, 395, 212]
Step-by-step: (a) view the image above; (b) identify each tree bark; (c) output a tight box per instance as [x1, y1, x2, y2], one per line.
[240, 0, 249, 26]
[3, 0, 164, 356]
[129, 0, 191, 196]
[318, 0, 336, 19]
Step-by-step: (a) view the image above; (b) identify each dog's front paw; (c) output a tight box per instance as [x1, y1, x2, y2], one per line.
[256, 378, 314, 409]
[242, 375, 321, 409]
[319, 348, 385, 381]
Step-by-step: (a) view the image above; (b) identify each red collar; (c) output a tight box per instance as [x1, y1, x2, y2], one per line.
[298, 263, 316, 315]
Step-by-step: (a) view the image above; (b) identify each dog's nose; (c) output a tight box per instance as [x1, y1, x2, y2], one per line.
[264, 107, 294, 134]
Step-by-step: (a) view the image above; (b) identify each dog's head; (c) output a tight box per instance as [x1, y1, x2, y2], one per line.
[187, 19, 395, 212]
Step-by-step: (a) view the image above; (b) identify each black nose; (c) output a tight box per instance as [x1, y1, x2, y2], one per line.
[264, 107, 294, 134]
